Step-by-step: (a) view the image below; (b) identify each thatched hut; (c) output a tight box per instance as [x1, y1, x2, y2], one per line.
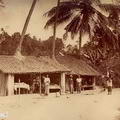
[56, 54, 101, 91]
[0, 55, 70, 96]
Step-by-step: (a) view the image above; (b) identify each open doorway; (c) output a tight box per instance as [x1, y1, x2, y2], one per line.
[41, 73, 61, 93]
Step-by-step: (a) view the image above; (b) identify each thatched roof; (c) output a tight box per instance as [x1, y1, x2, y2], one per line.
[56, 55, 100, 76]
[0, 55, 70, 74]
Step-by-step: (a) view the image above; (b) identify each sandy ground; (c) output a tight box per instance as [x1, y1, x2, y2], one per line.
[0, 89, 120, 120]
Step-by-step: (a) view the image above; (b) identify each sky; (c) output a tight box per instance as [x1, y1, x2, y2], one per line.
[0, 0, 113, 46]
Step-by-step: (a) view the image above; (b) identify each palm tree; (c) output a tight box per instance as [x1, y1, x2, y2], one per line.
[44, 0, 116, 57]
[15, 0, 37, 56]
[52, 0, 60, 60]
[99, 3, 120, 29]
[99, 3, 120, 51]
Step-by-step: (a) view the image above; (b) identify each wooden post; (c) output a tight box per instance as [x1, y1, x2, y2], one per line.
[7, 74, 14, 96]
[18, 78, 21, 95]
[93, 77, 96, 90]
[39, 74, 42, 95]
[61, 72, 66, 94]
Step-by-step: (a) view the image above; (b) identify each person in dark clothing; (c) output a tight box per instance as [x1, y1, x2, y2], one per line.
[106, 78, 113, 95]
[101, 75, 107, 92]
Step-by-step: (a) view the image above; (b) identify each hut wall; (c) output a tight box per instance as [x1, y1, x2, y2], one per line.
[0, 73, 8, 96]
[7, 74, 14, 96]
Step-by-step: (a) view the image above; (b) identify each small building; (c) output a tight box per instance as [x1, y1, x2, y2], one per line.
[56, 54, 101, 91]
[0, 55, 70, 96]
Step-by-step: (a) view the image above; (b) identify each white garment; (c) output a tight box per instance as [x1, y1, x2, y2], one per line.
[107, 80, 112, 87]
[76, 78, 82, 83]
[44, 77, 50, 95]
[44, 78, 50, 86]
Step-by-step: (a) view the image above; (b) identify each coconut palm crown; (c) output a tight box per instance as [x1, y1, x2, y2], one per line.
[99, 3, 120, 51]
[44, 0, 117, 56]
[99, 3, 120, 30]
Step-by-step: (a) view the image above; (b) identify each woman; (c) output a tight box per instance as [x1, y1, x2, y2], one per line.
[44, 75, 50, 96]
[76, 75, 82, 93]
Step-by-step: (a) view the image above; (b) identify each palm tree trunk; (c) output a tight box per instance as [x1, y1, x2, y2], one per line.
[79, 30, 82, 58]
[52, 0, 60, 60]
[15, 0, 37, 55]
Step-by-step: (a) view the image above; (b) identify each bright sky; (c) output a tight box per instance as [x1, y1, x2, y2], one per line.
[0, 0, 113, 46]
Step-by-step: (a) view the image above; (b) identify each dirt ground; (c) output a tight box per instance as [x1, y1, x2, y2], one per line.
[0, 88, 120, 120]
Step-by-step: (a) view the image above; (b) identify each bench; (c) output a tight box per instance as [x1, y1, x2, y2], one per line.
[82, 85, 95, 90]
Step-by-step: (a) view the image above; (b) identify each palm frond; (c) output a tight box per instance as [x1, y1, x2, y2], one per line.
[92, 16, 117, 48]
[64, 14, 83, 39]
[88, 0, 101, 5]
[89, 16, 97, 40]
[96, 5, 120, 33]
[44, 0, 83, 28]
[64, 7, 94, 38]
[44, 1, 80, 17]
[99, 4, 120, 12]
[44, 12, 73, 29]
[93, 8, 108, 25]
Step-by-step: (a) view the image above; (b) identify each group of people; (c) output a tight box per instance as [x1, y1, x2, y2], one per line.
[31, 75, 50, 96]
[69, 75, 82, 94]
[31, 72, 113, 96]
[70, 73, 113, 95]
[31, 74, 83, 96]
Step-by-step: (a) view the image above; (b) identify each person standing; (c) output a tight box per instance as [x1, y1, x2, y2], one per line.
[106, 77, 113, 95]
[101, 75, 107, 92]
[44, 75, 50, 96]
[31, 78, 37, 93]
[36, 76, 41, 94]
[69, 75, 74, 94]
[76, 75, 82, 93]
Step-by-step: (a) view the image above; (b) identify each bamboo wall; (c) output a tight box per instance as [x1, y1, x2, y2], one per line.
[0, 73, 14, 96]
[0, 73, 7, 96]
[7, 74, 14, 96]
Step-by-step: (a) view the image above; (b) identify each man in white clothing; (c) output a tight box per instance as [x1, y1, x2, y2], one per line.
[44, 75, 50, 96]
[76, 75, 82, 93]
